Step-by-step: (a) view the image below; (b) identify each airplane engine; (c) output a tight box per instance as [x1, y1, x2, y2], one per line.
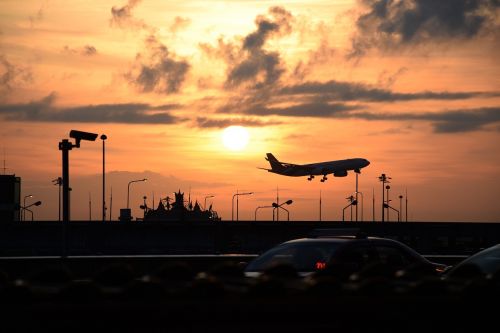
[334, 170, 348, 177]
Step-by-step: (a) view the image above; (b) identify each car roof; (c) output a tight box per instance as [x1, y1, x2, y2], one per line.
[282, 236, 391, 245]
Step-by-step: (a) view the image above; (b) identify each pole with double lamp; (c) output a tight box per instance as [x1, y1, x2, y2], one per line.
[272, 199, 293, 222]
[20, 201, 42, 221]
[23, 194, 33, 221]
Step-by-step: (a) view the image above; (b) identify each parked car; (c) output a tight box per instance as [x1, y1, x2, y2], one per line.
[443, 244, 500, 279]
[244, 235, 447, 277]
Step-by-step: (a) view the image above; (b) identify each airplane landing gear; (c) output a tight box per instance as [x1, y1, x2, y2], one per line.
[320, 175, 327, 182]
[307, 175, 314, 181]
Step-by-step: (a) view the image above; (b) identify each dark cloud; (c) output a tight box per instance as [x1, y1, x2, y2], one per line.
[110, 0, 147, 29]
[0, 55, 33, 96]
[126, 35, 190, 94]
[82, 45, 97, 56]
[225, 6, 293, 89]
[350, 0, 500, 57]
[242, 102, 359, 118]
[63, 45, 98, 57]
[169, 16, 191, 33]
[350, 107, 500, 133]
[195, 117, 282, 128]
[0, 93, 185, 124]
[279, 80, 500, 102]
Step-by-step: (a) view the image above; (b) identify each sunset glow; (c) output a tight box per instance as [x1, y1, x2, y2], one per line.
[0, 0, 499, 222]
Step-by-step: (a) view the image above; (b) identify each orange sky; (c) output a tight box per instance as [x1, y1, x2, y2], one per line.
[1, 0, 499, 222]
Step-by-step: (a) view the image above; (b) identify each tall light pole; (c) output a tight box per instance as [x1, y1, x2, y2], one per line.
[355, 173, 359, 222]
[272, 199, 293, 222]
[23, 194, 33, 221]
[204, 195, 215, 210]
[52, 178, 62, 222]
[100, 134, 107, 222]
[127, 178, 147, 209]
[386, 185, 391, 222]
[232, 191, 253, 221]
[378, 173, 391, 222]
[399, 195, 403, 222]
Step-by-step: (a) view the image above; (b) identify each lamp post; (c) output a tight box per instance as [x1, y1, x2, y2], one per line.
[23, 194, 33, 221]
[378, 173, 391, 222]
[272, 199, 293, 222]
[204, 195, 215, 211]
[52, 178, 62, 222]
[127, 178, 147, 209]
[100, 134, 107, 222]
[232, 191, 253, 221]
[342, 196, 356, 222]
[386, 185, 391, 222]
[20, 201, 42, 221]
[399, 195, 403, 222]
[254, 205, 274, 221]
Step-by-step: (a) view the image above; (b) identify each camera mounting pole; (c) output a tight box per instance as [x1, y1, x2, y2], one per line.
[59, 130, 97, 258]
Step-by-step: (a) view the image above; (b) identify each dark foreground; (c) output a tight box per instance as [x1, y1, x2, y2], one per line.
[1, 260, 497, 332]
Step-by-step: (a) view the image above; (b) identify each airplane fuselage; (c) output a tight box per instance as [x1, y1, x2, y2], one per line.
[271, 158, 370, 177]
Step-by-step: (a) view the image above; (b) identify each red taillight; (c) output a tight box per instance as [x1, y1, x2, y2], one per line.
[316, 262, 327, 270]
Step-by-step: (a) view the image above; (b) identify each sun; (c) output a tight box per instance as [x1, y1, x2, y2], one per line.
[222, 126, 250, 151]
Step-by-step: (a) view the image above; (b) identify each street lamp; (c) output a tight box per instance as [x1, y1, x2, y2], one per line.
[100, 134, 107, 222]
[23, 194, 33, 221]
[399, 195, 403, 222]
[52, 177, 62, 222]
[386, 185, 391, 222]
[383, 202, 400, 223]
[204, 195, 215, 210]
[272, 199, 293, 222]
[127, 178, 147, 209]
[378, 173, 391, 222]
[232, 191, 253, 221]
[254, 205, 274, 221]
[20, 201, 42, 221]
[342, 196, 357, 222]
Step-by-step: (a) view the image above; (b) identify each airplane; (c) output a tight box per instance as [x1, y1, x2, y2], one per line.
[258, 153, 370, 182]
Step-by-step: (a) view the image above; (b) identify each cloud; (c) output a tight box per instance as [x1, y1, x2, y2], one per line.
[243, 102, 359, 117]
[0, 55, 33, 96]
[82, 45, 98, 56]
[126, 35, 190, 94]
[279, 80, 500, 102]
[195, 117, 282, 128]
[224, 6, 293, 89]
[352, 107, 500, 133]
[350, 0, 500, 57]
[110, 0, 147, 29]
[63, 45, 98, 57]
[29, 1, 48, 28]
[169, 16, 191, 33]
[0, 93, 186, 124]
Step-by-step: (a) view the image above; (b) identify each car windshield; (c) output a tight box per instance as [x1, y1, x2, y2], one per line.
[245, 241, 342, 272]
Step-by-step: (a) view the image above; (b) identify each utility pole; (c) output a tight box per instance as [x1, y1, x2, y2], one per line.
[319, 190, 322, 222]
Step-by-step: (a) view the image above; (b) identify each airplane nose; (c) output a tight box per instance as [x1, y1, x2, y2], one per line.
[364, 159, 370, 166]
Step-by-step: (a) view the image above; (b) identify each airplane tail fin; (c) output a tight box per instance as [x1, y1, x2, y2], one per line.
[265, 153, 285, 172]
